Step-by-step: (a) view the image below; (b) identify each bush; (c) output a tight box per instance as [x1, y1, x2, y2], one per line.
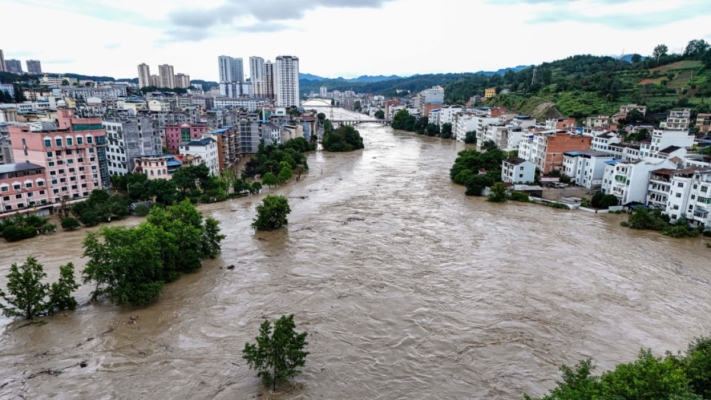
[41, 224, 56, 234]
[487, 182, 508, 203]
[2, 225, 37, 242]
[134, 205, 150, 217]
[61, 217, 80, 231]
[510, 191, 530, 202]
[591, 192, 619, 208]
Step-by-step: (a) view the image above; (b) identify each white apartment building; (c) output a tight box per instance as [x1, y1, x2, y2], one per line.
[585, 115, 611, 128]
[428, 109, 440, 126]
[179, 137, 219, 176]
[603, 158, 677, 204]
[665, 169, 711, 225]
[137, 63, 151, 88]
[590, 131, 621, 152]
[213, 97, 269, 112]
[647, 168, 676, 210]
[414, 86, 444, 112]
[562, 150, 614, 189]
[453, 113, 477, 142]
[249, 56, 265, 97]
[437, 105, 463, 129]
[501, 157, 536, 184]
[660, 109, 691, 130]
[649, 129, 695, 154]
[607, 143, 641, 161]
[275, 55, 300, 107]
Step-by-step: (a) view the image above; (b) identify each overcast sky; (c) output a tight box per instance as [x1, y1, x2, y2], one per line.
[4, 0, 711, 81]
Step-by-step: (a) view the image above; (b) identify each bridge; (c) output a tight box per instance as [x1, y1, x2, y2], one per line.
[330, 119, 391, 127]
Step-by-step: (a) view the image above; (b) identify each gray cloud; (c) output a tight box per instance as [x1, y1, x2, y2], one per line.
[165, 0, 396, 40]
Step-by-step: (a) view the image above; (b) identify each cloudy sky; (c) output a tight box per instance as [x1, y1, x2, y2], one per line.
[3, 0, 711, 81]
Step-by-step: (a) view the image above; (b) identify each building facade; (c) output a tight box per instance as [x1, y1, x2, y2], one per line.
[102, 116, 162, 176]
[264, 60, 275, 100]
[26, 60, 42, 74]
[137, 63, 151, 88]
[0, 162, 49, 216]
[158, 64, 175, 89]
[164, 122, 209, 153]
[179, 137, 219, 176]
[275, 55, 300, 107]
[501, 157, 536, 184]
[5, 59, 22, 74]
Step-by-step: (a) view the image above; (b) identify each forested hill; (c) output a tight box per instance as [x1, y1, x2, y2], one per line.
[300, 73, 480, 97]
[446, 40, 711, 119]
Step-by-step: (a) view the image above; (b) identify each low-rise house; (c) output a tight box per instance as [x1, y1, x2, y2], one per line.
[518, 129, 592, 174]
[695, 113, 711, 134]
[501, 157, 535, 184]
[647, 168, 676, 210]
[660, 109, 691, 130]
[179, 137, 219, 176]
[590, 131, 621, 152]
[133, 154, 180, 180]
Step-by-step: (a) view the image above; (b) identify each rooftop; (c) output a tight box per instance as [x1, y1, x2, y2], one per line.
[505, 156, 528, 165]
[0, 161, 45, 174]
[658, 145, 682, 154]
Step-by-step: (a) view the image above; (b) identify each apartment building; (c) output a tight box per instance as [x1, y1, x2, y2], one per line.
[0, 162, 48, 216]
[132, 154, 183, 180]
[102, 116, 162, 176]
[205, 126, 239, 173]
[9, 109, 109, 202]
[665, 168, 710, 224]
[179, 137, 219, 176]
[517, 130, 592, 174]
[501, 157, 535, 184]
[562, 150, 614, 189]
[647, 168, 676, 210]
[602, 158, 677, 204]
[660, 108, 691, 130]
[164, 122, 209, 153]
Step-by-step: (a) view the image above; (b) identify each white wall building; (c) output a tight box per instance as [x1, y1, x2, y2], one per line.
[437, 105, 463, 129]
[604, 158, 677, 204]
[275, 55, 300, 107]
[590, 131, 621, 152]
[501, 157, 536, 184]
[179, 137, 219, 176]
[562, 150, 615, 189]
[668, 169, 711, 226]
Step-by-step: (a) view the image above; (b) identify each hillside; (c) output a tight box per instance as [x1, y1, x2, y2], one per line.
[446, 41, 711, 121]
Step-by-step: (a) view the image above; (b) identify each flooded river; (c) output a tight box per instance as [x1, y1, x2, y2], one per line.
[1, 107, 711, 399]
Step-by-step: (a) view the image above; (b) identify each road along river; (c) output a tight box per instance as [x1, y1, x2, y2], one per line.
[1, 107, 711, 399]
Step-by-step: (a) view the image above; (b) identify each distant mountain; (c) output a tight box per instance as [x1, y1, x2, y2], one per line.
[474, 65, 529, 76]
[299, 73, 328, 81]
[299, 73, 403, 83]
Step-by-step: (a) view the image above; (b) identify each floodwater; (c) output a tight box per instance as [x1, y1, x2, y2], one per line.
[1, 107, 711, 399]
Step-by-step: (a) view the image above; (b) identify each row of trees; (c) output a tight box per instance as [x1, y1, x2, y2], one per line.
[82, 200, 225, 306]
[527, 337, 711, 400]
[245, 138, 313, 179]
[621, 207, 708, 238]
[391, 110, 450, 138]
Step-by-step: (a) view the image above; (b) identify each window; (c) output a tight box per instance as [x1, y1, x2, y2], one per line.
[25, 182, 32, 189]
[678, 182, 683, 187]
[47, 151, 53, 157]
[51, 180, 57, 185]
[2, 196, 8, 201]
[66, 150, 72, 155]
[49, 162, 55, 167]
[39, 190, 45, 195]
[55, 138, 62, 147]
[69, 168, 75, 173]
[66, 138, 73, 146]
[56, 150, 62, 156]
[44, 139, 52, 147]
[676, 193, 682, 198]
[86, 136, 93, 144]
[89, 148, 94, 154]
[53, 189, 59, 194]
[15, 194, 22, 199]
[77, 136, 83, 145]
[13, 184, 20, 190]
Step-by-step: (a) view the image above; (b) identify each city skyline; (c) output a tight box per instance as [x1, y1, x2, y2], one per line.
[2, 0, 711, 80]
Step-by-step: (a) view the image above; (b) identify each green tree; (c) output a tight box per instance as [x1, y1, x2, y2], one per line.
[600, 349, 692, 399]
[278, 166, 292, 184]
[48, 263, 80, 314]
[0, 257, 49, 319]
[262, 172, 278, 188]
[317, 112, 326, 121]
[426, 123, 440, 137]
[354, 100, 362, 112]
[82, 224, 169, 305]
[250, 181, 263, 194]
[653, 44, 668, 61]
[481, 140, 497, 151]
[242, 315, 309, 392]
[487, 182, 508, 203]
[61, 79, 70, 86]
[441, 123, 453, 139]
[252, 195, 291, 231]
[147, 178, 177, 205]
[134, 204, 150, 216]
[61, 217, 80, 231]
[680, 337, 711, 399]
[201, 217, 225, 259]
[374, 110, 385, 119]
[464, 131, 477, 144]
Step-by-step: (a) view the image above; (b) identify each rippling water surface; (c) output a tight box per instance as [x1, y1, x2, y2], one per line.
[1, 107, 711, 399]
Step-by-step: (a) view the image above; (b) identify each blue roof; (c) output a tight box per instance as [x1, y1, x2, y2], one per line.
[605, 159, 621, 165]
[565, 151, 583, 156]
[166, 160, 182, 167]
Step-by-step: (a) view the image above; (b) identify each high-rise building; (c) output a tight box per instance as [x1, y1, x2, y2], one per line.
[320, 86, 327, 97]
[275, 55, 300, 107]
[218, 56, 245, 97]
[264, 61, 275, 100]
[26, 60, 42, 75]
[249, 56, 265, 97]
[102, 116, 162, 176]
[0, 50, 5, 72]
[137, 63, 151, 88]
[5, 60, 22, 74]
[174, 73, 191, 89]
[150, 75, 160, 87]
[158, 64, 175, 89]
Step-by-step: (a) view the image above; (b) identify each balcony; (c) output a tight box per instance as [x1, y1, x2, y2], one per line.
[614, 175, 628, 184]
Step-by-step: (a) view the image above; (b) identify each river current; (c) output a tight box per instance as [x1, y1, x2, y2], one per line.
[1, 107, 710, 399]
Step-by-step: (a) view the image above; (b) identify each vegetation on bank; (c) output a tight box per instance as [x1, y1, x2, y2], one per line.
[449, 144, 509, 196]
[621, 207, 709, 238]
[526, 336, 711, 400]
[0, 257, 79, 320]
[243, 314, 309, 391]
[0, 213, 56, 242]
[82, 200, 225, 306]
[244, 138, 313, 184]
[391, 110, 445, 138]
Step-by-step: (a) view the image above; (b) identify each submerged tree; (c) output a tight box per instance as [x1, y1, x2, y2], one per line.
[243, 315, 309, 392]
[252, 195, 291, 231]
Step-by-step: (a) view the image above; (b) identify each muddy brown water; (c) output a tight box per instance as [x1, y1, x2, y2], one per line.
[1, 107, 711, 399]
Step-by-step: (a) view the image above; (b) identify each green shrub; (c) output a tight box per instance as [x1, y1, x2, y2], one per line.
[61, 217, 80, 231]
[134, 205, 150, 217]
[510, 191, 530, 202]
[2, 225, 37, 242]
